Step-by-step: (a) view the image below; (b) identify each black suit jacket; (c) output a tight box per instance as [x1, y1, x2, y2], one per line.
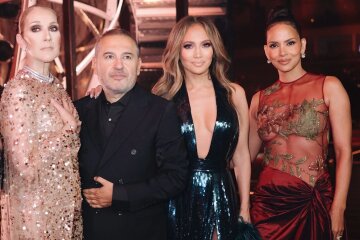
[75, 84, 188, 240]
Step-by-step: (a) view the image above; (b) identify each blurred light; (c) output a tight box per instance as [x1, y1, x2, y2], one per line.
[310, 18, 315, 23]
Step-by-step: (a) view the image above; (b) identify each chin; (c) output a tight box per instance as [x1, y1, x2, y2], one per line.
[41, 56, 58, 63]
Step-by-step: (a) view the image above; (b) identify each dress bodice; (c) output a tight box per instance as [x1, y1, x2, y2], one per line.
[173, 80, 239, 171]
[0, 69, 82, 239]
[256, 73, 330, 186]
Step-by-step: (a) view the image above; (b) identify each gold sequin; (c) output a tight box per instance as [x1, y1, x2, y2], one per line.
[0, 69, 82, 239]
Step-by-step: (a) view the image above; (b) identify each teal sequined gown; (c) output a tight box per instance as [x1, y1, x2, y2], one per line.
[169, 80, 239, 240]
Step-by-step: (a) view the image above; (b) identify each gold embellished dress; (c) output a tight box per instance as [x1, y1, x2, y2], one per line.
[0, 68, 82, 239]
[251, 73, 336, 240]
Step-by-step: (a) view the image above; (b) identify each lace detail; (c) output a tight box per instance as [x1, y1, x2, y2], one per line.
[257, 73, 329, 186]
[258, 98, 328, 140]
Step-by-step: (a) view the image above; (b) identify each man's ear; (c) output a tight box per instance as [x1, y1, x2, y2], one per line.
[16, 34, 27, 50]
[137, 58, 142, 76]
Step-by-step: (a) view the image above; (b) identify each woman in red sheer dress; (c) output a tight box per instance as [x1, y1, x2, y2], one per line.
[249, 7, 352, 240]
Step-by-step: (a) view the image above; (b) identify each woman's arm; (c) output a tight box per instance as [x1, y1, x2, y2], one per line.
[230, 83, 251, 222]
[0, 81, 38, 181]
[0, 81, 80, 182]
[249, 92, 263, 162]
[324, 76, 352, 239]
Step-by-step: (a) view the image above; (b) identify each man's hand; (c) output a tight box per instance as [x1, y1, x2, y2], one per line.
[83, 177, 113, 208]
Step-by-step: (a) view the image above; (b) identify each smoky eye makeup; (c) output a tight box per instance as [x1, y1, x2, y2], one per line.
[202, 41, 212, 48]
[30, 25, 41, 32]
[182, 42, 193, 49]
[49, 25, 59, 32]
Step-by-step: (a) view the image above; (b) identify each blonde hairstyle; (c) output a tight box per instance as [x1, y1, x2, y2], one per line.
[152, 16, 234, 101]
[18, 5, 58, 35]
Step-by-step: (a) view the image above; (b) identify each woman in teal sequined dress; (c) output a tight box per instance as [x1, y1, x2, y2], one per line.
[152, 16, 251, 240]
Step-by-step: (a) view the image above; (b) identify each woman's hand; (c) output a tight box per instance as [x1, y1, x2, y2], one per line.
[51, 99, 81, 132]
[329, 205, 345, 239]
[240, 207, 251, 223]
[85, 85, 102, 98]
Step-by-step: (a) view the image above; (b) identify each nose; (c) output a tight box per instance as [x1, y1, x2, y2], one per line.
[279, 45, 286, 56]
[113, 58, 124, 69]
[44, 30, 51, 42]
[194, 46, 202, 58]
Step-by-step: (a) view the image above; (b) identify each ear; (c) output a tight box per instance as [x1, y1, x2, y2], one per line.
[16, 34, 27, 49]
[137, 58, 142, 76]
[264, 44, 270, 61]
[301, 38, 307, 55]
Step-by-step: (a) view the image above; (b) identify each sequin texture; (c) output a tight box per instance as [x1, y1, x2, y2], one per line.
[168, 80, 239, 240]
[0, 69, 82, 239]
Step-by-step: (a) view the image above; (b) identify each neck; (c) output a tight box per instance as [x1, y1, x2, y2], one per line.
[278, 67, 306, 83]
[24, 60, 51, 76]
[104, 90, 125, 103]
[184, 72, 212, 89]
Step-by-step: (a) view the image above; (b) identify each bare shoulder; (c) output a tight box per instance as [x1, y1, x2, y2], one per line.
[324, 75, 343, 89]
[229, 82, 246, 101]
[250, 91, 261, 108]
[323, 75, 348, 104]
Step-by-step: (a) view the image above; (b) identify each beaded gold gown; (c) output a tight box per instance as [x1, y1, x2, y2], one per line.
[0, 68, 82, 239]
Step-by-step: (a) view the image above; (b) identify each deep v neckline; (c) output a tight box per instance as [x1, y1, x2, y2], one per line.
[185, 83, 218, 160]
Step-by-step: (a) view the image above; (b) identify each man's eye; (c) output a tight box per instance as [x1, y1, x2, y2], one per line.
[123, 55, 132, 60]
[104, 55, 114, 59]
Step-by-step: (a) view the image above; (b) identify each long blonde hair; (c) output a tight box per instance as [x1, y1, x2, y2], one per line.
[152, 16, 233, 101]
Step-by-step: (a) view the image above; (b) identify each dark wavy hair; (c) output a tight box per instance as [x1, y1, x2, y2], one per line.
[265, 7, 302, 40]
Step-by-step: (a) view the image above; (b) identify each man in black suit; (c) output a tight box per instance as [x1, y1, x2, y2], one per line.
[75, 29, 188, 240]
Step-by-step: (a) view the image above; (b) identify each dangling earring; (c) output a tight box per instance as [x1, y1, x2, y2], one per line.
[267, 59, 271, 64]
[301, 53, 306, 59]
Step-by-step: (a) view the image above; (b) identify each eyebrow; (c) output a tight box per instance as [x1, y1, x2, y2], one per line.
[182, 39, 211, 44]
[268, 38, 297, 43]
[29, 21, 58, 25]
[102, 51, 135, 56]
[122, 52, 135, 55]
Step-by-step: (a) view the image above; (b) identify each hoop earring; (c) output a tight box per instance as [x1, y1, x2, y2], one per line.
[301, 53, 306, 59]
[267, 59, 271, 64]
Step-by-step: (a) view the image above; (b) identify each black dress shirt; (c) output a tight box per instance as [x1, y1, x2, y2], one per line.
[98, 90, 132, 149]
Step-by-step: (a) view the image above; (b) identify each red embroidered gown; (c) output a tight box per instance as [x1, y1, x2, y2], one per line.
[251, 73, 342, 240]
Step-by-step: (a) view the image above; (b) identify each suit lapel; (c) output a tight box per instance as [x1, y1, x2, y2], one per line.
[97, 85, 149, 170]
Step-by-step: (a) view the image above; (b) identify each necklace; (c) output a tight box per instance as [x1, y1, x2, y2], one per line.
[23, 66, 54, 83]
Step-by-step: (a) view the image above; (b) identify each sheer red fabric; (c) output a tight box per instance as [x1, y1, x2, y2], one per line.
[251, 73, 345, 239]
